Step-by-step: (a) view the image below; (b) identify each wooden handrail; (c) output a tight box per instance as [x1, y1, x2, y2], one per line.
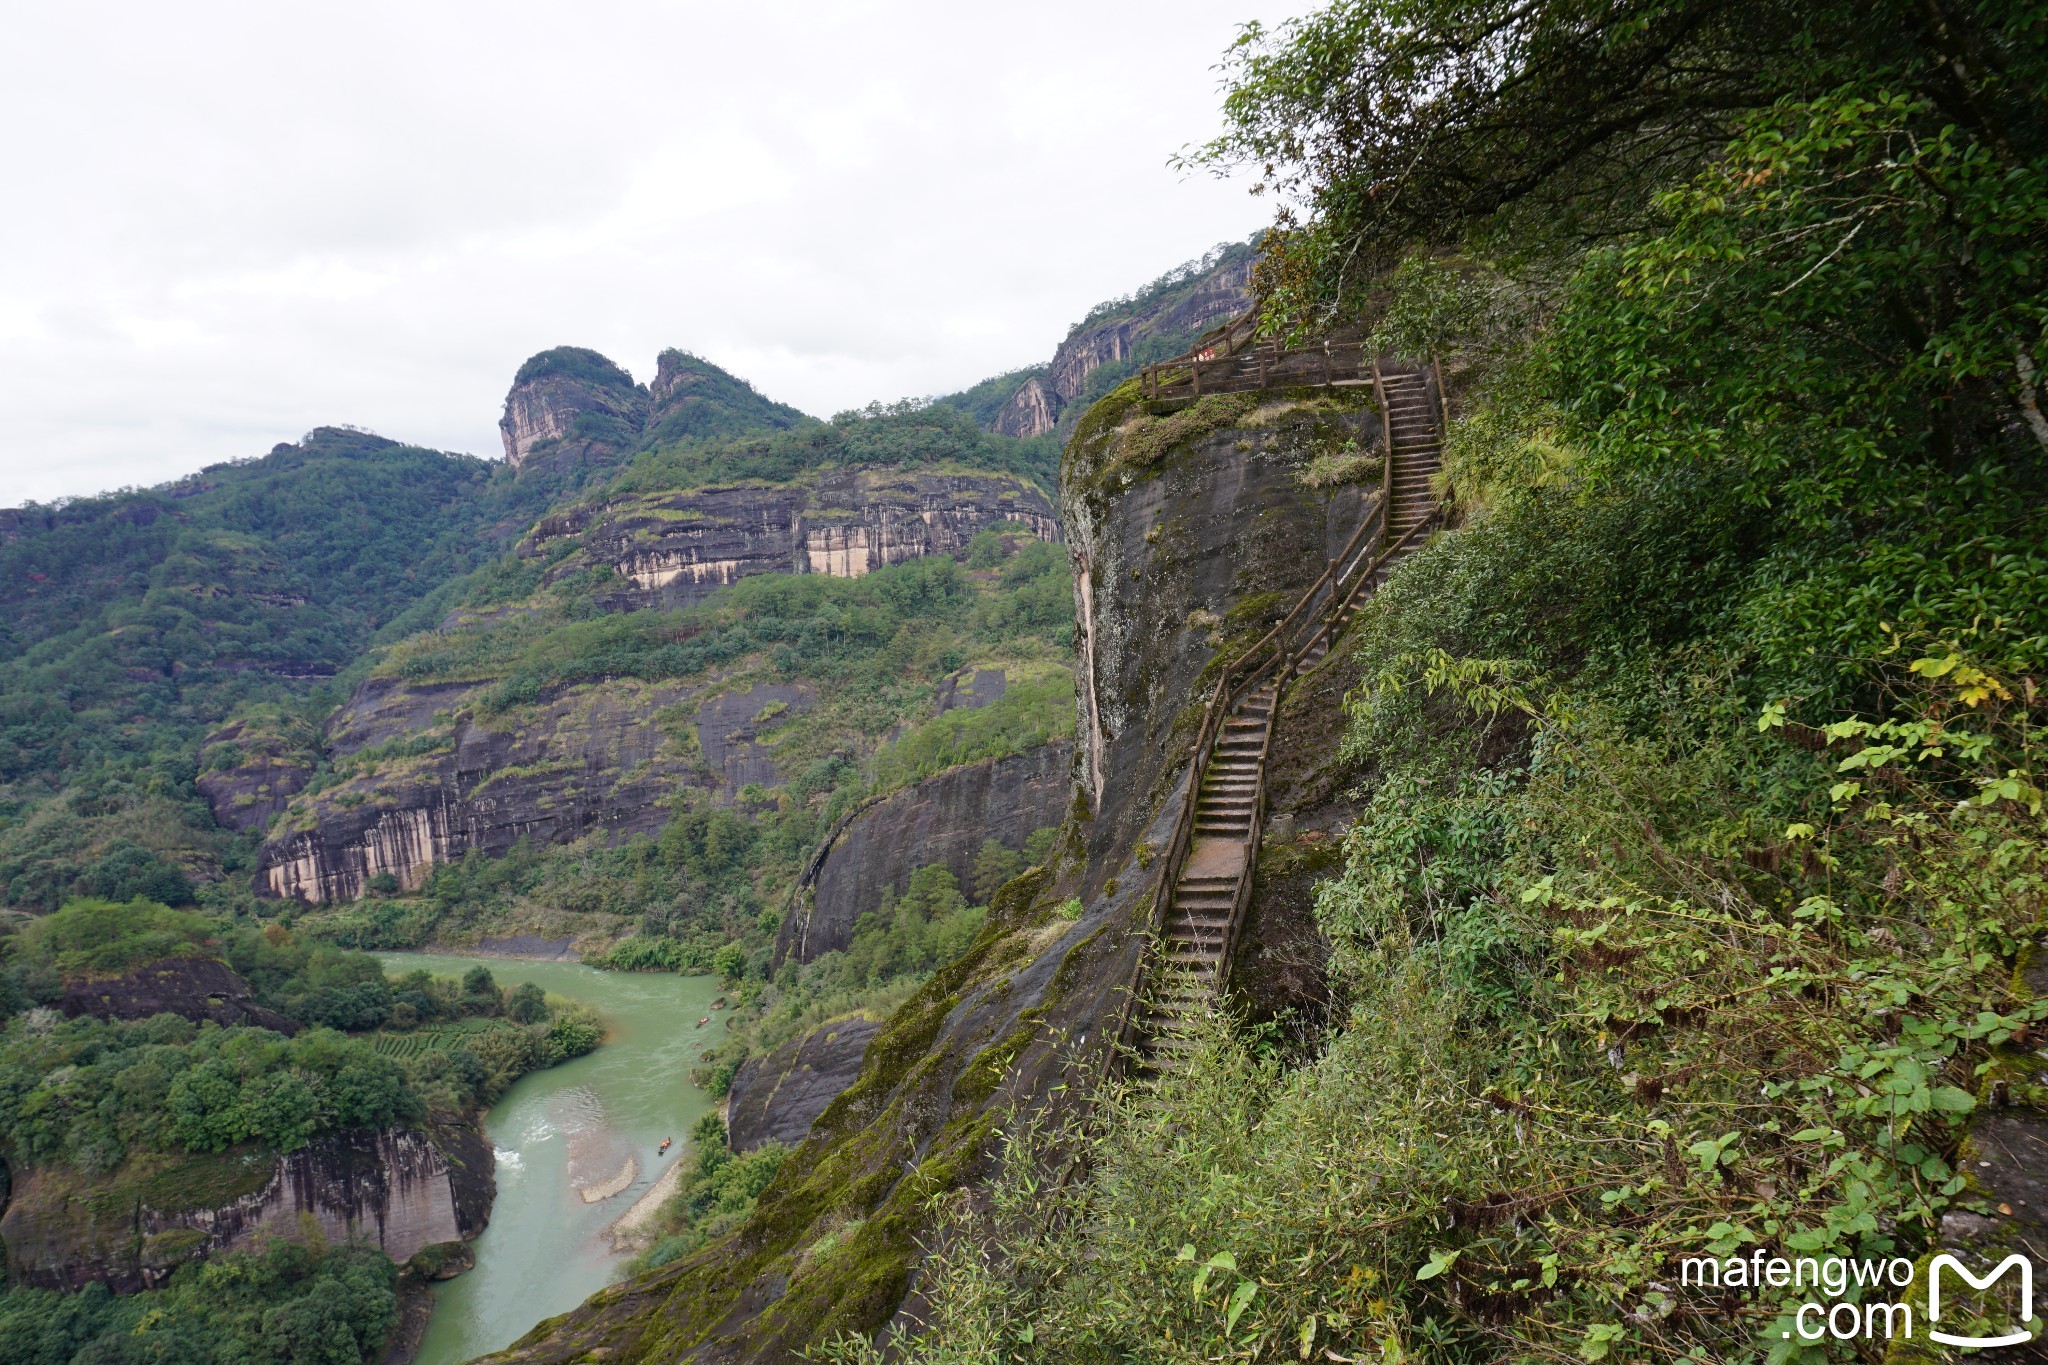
[1114, 363, 1452, 1064]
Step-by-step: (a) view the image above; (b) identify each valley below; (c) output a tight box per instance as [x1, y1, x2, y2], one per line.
[383, 954, 728, 1365]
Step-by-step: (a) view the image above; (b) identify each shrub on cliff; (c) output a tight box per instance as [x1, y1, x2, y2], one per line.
[0, 1014, 419, 1170]
[14, 898, 215, 976]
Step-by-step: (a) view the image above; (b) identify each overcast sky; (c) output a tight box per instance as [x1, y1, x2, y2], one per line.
[0, 0, 1309, 505]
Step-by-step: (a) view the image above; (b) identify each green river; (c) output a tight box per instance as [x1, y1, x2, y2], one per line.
[385, 953, 729, 1365]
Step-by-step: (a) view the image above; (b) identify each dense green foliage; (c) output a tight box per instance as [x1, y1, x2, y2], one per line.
[0, 427, 588, 912]
[834, 1, 2048, 1361]
[641, 349, 809, 448]
[0, 904, 598, 1172]
[0, 1236, 398, 1365]
[513, 346, 639, 390]
[931, 368, 1048, 430]
[13, 898, 216, 978]
[689, 859, 1016, 1098]
[609, 400, 1057, 497]
[0, 1014, 418, 1170]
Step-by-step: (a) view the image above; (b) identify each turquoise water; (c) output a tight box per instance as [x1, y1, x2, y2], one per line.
[384, 954, 728, 1365]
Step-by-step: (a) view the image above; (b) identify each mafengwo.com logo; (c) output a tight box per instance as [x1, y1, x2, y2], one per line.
[1678, 1250, 2042, 1347]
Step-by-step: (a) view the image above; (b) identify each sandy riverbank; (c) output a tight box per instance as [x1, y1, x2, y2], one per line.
[608, 1155, 686, 1251]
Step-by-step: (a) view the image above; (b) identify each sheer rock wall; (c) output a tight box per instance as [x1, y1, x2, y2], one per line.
[523, 469, 1060, 612]
[2, 1119, 493, 1293]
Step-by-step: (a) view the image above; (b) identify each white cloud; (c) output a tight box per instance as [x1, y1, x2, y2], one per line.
[0, 0, 1306, 504]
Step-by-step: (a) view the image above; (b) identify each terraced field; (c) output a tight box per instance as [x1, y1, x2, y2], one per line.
[367, 1018, 514, 1059]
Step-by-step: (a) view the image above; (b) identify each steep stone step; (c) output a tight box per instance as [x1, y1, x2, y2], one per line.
[1138, 366, 1448, 1068]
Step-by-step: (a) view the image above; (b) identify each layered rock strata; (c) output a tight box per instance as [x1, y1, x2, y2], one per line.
[258, 676, 799, 903]
[524, 468, 1061, 612]
[3, 1119, 493, 1292]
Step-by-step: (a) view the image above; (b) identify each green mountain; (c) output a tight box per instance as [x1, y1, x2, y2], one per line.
[0, 428, 545, 910]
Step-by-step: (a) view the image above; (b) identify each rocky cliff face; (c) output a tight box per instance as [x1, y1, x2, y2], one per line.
[989, 377, 1060, 439]
[195, 716, 318, 834]
[778, 742, 1072, 964]
[257, 674, 775, 903]
[499, 347, 805, 478]
[969, 249, 1256, 439]
[725, 1018, 882, 1153]
[473, 384, 1380, 1365]
[1046, 255, 1253, 411]
[500, 348, 651, 475]
[2, 1118, 493, 1292]
[254, 466, 1063, 904]
[59, 956, 299, 1034]
[524, 468, 1060, 612]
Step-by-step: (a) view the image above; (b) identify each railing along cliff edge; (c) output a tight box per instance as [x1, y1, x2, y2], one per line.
[1106, 378, 1451, 1065]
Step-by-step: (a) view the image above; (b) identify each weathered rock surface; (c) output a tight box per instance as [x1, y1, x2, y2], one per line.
[1046, 254, 1252, 409]
[500, 348, 651, 475]
[724, 1017, 882, 1153]
[471, 381, 1379, 1365]
[500, 347, 806, 478]
[58, 956, 300, 1034]
[258, 675, 778, 903]
[1065, 393, 1378, 889]
[195, 716, 316, 833]
[779, 742, 1072, 963]
[2, 1118, 493, 1292]
[990, 376, 1061, 439]
[524, 468, 1061, 612]
[970, 250, 1255, 439]
[696, 682, 811, 796]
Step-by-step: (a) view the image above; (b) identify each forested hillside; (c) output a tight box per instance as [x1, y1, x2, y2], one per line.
[0, 428, 559, 912]
[810, 0, 2048, 1361]
[0, 342, 821, 916]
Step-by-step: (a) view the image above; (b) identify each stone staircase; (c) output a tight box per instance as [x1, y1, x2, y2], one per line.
[1130, 362, 1448, 1074]
[1292, 367, 1444, 676]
